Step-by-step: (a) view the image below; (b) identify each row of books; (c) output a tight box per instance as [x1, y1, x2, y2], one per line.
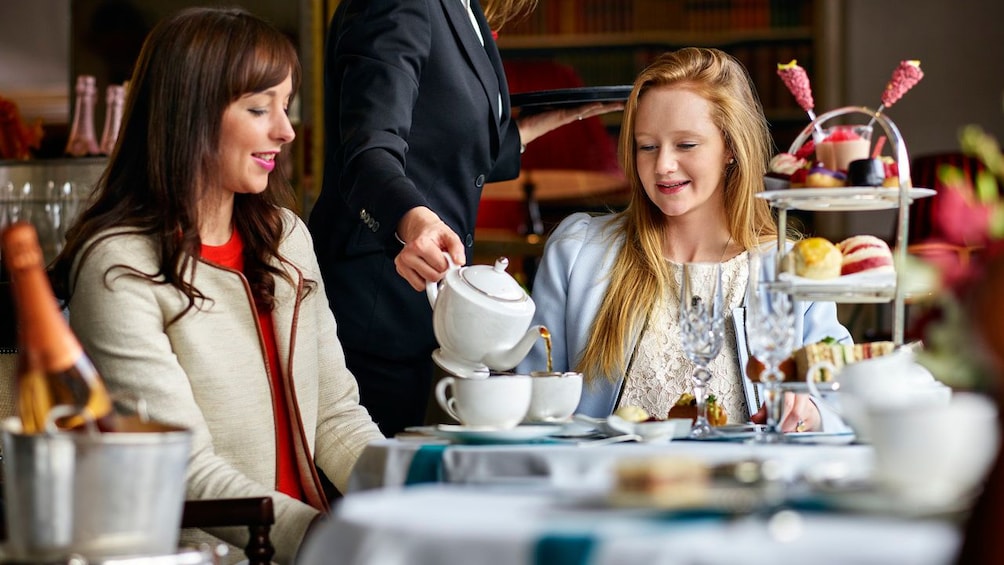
[508, 40, 815, 118]
[505, 0, 813, 36]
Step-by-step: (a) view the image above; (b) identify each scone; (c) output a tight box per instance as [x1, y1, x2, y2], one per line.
[787, 237, 842, 279]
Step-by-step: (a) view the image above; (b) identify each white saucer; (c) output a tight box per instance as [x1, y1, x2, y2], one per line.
[412, 424, 563, 444]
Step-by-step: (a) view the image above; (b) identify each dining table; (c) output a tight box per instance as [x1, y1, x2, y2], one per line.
[315, 427, 966, 565]
[347, 434, 872, 493]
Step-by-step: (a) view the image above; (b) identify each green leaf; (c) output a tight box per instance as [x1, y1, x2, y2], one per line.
[975, 170, 999, 204]
[990, 206, 1004, 239]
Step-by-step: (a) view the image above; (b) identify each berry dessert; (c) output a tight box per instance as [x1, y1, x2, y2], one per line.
[837, 235, 895, 276]
[882, 60, 924, 108]
[815, 125, 871, 172]
[776, 60, 815, 115]
[765, 152, 807, 190]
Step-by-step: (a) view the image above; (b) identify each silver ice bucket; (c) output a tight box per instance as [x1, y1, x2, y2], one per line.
[1, 415, 192, 561]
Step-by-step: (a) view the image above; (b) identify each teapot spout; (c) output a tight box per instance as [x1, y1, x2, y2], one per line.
[483, 325, 546, 372]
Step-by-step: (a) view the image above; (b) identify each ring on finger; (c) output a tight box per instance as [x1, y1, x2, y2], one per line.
[795, 419, 806, 433]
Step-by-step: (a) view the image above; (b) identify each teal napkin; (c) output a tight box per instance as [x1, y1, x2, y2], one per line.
[404, 444, 448, 485]
[534, 533, 595, 565]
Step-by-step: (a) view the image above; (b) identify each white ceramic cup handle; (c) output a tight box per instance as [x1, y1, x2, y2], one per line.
[435, 377, 461, 422]
[805, 360, 841, 415]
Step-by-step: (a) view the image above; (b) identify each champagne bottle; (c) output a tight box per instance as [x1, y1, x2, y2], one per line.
[1, 222, 114, 433]
[98, 83, 126, 155]
[65, 75, 100, 157]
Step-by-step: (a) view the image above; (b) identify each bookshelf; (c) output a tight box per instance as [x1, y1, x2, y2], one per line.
[497, 0, 826, 152]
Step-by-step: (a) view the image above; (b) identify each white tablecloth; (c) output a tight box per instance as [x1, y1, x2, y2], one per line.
[300, 484, 960, 565]
[348, 438, 875, 493]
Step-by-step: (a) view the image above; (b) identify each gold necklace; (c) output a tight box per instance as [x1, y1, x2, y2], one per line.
[719, 235, 733, 263]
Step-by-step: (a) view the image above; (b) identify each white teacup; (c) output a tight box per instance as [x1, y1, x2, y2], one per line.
[805, 348, 951, 440]
[435, 375, 532, 429]
[867, 392, 999, 507]
[524, 372, 583, 423]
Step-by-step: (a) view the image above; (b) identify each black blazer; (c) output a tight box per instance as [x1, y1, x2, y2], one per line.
[309, 0, 522, 359]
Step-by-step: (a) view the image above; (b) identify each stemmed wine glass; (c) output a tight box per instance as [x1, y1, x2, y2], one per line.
[679, 261, 725, 438]
[746, 251, 796, 443]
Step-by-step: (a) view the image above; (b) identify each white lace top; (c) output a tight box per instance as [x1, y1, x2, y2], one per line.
[618, 252, 750, 422]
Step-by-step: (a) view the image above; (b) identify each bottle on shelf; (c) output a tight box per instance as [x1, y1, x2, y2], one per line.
[64, 75, 101, 157]
[98, 83, 126, 156]
[1, 222, 115, 433]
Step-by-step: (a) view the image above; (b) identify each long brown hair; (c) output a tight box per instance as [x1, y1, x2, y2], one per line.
[52, 7, 302, 322]
[577, 47, 779, 383]
[482, 0, 538, 30]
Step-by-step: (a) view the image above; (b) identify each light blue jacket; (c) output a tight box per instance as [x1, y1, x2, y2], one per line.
[515, 213, 853, 429]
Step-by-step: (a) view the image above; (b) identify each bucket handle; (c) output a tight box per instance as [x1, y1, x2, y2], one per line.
[112, 392, 150, 422]
[44, 404, 100, 437]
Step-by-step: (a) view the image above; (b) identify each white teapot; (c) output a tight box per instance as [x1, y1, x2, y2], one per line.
[426, 254, 544, 379]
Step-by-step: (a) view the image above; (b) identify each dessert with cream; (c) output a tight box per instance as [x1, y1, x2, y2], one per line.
[837, 235, 895, 276]
[815, 125, 872, 172]
[765, 152, 807, 189]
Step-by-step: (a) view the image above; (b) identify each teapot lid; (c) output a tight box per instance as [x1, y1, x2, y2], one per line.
[459, 257, 526, 302]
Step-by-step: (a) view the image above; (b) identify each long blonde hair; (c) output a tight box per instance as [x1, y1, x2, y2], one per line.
[482, 0, 538, 30]
[576, 47, 779, 384]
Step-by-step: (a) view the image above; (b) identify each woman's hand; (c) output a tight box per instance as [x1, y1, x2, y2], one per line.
[516, 101, 624, 147]
[750, 392, 821, 432]
[394, 207, 465, 291]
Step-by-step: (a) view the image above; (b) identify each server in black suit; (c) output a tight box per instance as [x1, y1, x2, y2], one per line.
[309, 0, 619, 436]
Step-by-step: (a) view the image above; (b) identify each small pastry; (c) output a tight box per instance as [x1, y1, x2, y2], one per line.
[667, 393, 727, 426]
[805, 164, 847, 188]
[847, 158, 885, 187]
[787, 237, 842, 279]
[745, 356, 798, 383]
[789, 167, 809, 188]
[613, 405, 650, 423]
[837, 235, 895, 275]
[765, 153, 807, 190]
[880, 157, 911, 188]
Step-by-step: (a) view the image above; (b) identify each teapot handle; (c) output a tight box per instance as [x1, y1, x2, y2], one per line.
[426, 252, 458, 308]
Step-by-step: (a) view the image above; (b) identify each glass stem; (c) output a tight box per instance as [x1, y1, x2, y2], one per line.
[693, 366, 709, 425]
[765, 367, 784, 434]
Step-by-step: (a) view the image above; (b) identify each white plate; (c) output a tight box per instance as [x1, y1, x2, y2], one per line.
[409, 424, 563, 443]
[767, 271, 897, 303]
[574, 414, 691, 441]
[757, 187, 934, 211]
[784, 431, 856, 445]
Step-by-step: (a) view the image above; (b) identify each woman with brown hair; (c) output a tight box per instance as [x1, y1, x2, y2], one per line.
[51, 8, 383, 563]
[517, 47, 851, 431]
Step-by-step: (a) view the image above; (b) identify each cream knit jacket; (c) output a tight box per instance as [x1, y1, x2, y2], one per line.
[68, 209, 384, 564]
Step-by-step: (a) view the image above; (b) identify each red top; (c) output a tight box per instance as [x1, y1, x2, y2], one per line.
[201, 230, 306, 501]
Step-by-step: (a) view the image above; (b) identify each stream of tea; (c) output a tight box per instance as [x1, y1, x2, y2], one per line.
[540, 327, 553, 373]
